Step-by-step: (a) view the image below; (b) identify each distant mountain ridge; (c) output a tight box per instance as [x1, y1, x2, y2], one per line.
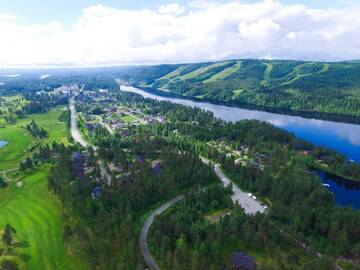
[118, 59, 360, 120]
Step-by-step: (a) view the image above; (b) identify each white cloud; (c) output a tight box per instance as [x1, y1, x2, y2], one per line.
[0, 0, 360, 67]
[158, 3, 184, 15]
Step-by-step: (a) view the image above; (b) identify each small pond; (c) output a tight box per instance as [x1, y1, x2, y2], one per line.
[0, 140, 8, 148]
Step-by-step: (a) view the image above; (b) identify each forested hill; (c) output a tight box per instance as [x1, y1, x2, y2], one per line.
[117, 59, 360, 119]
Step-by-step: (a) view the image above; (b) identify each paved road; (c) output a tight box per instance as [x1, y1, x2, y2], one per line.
[69, 96, 111, 185]
[200, 156, 266, 215]
[140, 157, 265, 269]
[140, 195, 184, 270]
[0, 168, 19, 182]
[69, 96, 88, 148]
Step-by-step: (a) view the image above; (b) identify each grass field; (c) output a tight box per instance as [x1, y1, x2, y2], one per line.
[261, 62, 273, 86]
[0, 106, 87, 269]
[158, 65, 188, 80]
[0, 107, 69, 171]
[204, 61, 242, 83]
[0, 166, 87, 270]
[180, 62, 230, 80]
[121, 115, 137, 123]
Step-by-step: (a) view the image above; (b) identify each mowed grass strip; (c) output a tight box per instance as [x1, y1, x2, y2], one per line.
[180, 62, 230, 80]
[0, 166, 87, 270]
[0, 107, 69, 171]
[158, 65, 188, 80]
[0, 106, 87, 269]
[0, 125, 32, 170]
[261, 62, 273, 86]
[204, 61, 242, 83]
[121, 115, 137, 123]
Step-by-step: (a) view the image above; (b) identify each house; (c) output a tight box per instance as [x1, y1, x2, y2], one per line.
[91, 186, 102, 199]
[231, 252, 255, 270]
[109, 162, 122, 173]
[136, 154, 146, 164]
[151, 160, 162, 173]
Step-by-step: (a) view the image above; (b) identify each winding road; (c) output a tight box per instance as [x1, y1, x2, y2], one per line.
[70, 96, 89, 148]
[140, 156, 266, 269]
[69, 95, 111, 185]
[140, 195, 184, 270]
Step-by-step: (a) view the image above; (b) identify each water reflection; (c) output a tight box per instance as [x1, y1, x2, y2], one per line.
[121, 85, 360, 162]
[121, 85, 360, 209]
[318, 171, 360, 209]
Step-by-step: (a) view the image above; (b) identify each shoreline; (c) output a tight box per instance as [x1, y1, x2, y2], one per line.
[134, 85, 360, 125]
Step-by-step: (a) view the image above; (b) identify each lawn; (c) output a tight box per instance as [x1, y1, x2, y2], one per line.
[121, 114, 137, 123]
[0, 166, 88, 270]
[0, 107, 69, 171]
[0, 107, 87, 269]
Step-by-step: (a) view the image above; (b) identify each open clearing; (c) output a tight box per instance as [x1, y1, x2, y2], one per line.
[0, 107, 69, 170]
[204, 61, 242, 83]
[121, 114, 137, 123]
[180, 62, 230, 80]
[0, 106, 87, 269]
[0, 166, 87, 270]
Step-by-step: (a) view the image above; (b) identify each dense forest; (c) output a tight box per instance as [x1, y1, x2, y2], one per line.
[149, 186, 340, 269]
[44, 138, 218, 269]
[40, 91, 360, 269]
[1, 71, 359, 269]
[116, 59, 360, 121]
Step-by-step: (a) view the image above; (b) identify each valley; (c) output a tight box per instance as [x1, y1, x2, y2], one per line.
[0, 71, 359, 270]
[118, 59, 360, 122]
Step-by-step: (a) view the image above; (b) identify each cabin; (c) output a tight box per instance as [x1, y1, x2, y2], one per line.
[136, 154, 146, 164]
[91, 186, 102, 199]
[231, 252, 255, 270]
[151, 160, 162, 173]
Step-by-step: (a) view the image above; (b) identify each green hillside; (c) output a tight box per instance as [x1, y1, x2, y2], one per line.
[119, 59, 360, 120]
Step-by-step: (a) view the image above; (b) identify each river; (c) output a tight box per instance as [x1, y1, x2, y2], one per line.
[120, 85, 360, 209]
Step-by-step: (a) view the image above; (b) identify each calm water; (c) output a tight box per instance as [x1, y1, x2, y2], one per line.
[0, 140, 8, 148]
[121, 85, 360, 209]
[318, 171, 360, 208]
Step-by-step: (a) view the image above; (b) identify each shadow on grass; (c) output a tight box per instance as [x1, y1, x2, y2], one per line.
[13, 241, 30, 248]
[19, 253, 32, 262]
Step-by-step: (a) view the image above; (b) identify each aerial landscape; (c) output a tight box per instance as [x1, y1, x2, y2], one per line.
[0, 0, 359, 270]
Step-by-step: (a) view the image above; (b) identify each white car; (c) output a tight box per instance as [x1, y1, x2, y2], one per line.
[247, 193, 253, 197]
[252, 196, 257, 200]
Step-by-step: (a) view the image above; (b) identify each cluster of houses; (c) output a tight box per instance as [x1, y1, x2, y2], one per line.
[77, 91, 167, 135]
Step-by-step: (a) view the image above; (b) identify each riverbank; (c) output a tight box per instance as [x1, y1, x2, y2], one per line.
[134, 85, 360, 125]
[314, 164, 360, 183]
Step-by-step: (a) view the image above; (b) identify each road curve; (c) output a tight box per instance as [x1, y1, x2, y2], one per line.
[200, 156, 266, 215]
[140, 195, 184, 270]
[140, 157, 265, 269]
[69, 96, 111, 185]
[69, 96, 88, 148]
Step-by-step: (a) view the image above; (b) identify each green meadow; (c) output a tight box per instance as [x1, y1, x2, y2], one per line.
[121, 114, 137, 123]
[0, 107, 69, 171]
[0, 107, 87, 269]
[0, 167, 87, 270]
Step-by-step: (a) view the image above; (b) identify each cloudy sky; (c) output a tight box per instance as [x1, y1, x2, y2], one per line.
[0, 0, 359, 67]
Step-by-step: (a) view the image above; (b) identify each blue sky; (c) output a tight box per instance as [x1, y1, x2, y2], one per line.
[0, 0, 355, 24]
